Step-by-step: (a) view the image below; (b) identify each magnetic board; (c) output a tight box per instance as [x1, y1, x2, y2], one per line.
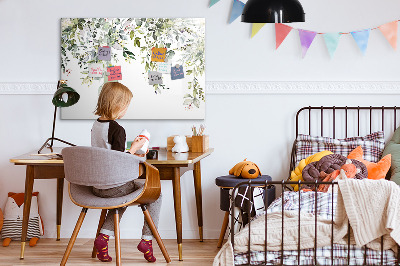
[60, 18, 205, 119]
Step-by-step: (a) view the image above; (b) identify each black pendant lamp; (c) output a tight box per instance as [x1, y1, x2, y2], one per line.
[242, 0, 305, 23]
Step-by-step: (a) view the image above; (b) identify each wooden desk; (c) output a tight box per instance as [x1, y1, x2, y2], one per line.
[10, 147, 213, 261]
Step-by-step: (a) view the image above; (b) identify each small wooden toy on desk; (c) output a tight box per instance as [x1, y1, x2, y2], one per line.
[191, 124, 209, 153]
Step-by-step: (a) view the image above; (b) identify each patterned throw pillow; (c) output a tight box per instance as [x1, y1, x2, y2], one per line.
[294, 131, 385, 166]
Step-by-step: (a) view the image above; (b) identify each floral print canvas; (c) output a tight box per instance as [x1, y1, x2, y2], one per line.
[61, 18, 205, 119]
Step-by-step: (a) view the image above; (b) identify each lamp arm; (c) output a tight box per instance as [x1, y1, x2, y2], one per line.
[37, 103, 75, 154]
[50, 105, 57, 148]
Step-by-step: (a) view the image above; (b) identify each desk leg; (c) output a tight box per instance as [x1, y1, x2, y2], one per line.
[20, 165, 35, 259]
[193, 161, 203, 242]
[56, 178, 64, 241]
[172, 167, 183, 261]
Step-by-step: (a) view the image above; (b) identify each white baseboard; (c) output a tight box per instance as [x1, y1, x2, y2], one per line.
[1, 81, 400, 94]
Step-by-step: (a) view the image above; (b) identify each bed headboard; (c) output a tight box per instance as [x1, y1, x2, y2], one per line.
[290, 106, 400, 179]
[295, 106, 400, 138]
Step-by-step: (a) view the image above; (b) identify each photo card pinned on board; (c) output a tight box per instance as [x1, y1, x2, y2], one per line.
[98, 46, 111, 61]
[151, 47, 167, 62]
[61, 18, 205, 119]
[88, 63, 104, 78]
[171, 65, 185, 80]
[148, 71, 163, 85]
[157, 62, 171, 74]
[107, 66, 122, 81]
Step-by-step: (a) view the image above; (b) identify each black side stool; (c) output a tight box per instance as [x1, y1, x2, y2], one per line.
[215, 175, 275, 248]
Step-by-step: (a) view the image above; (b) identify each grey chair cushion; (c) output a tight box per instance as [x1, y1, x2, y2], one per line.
[69, 180, 145, 208]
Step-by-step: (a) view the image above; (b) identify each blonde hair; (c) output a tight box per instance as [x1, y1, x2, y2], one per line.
[95, 82, 133, 120]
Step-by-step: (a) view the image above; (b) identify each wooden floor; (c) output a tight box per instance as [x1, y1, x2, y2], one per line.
[0, 239, 221, 265]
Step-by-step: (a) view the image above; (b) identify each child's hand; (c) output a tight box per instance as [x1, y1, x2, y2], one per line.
[134, 148, 149, 157]
[129, 137, 147, 154]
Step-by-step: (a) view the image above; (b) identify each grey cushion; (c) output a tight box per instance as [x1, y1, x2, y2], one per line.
[62, 146, 145, 188]
[69, 180, 145, 208]
[382, 126, 400, 184]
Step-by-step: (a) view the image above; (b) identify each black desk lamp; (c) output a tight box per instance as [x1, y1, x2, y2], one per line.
[241, 0, 305, 23]
[38, 80, 80, 154]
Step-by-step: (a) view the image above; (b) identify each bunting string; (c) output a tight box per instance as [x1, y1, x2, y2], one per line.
[209, 0, 400, 58]
[282, 20, 400, 35]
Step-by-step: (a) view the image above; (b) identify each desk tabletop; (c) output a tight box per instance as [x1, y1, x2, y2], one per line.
[10, 147, 214, 166]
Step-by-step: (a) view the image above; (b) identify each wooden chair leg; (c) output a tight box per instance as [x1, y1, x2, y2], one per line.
[91, 209, 108, 258]
[60, 208, 88, 266]
[114, 210, 121, 266]
[217, 211, 230, 248]
[141, 205, 171, 263]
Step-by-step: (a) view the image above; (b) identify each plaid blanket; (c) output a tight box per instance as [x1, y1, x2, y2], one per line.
[234, 244, 397, 265]
[234, 191, 397, 265]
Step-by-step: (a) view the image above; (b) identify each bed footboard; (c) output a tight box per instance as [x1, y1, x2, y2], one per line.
[230, 180, 400, 266]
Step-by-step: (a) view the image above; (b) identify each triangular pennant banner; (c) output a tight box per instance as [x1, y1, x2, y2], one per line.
[323, 33, 341, 58]
[251, 23, 266, 38]
[209, 0, 220, 7]
[351, 29, 370, 55]
[378, 21, 398, 50]
[275, 23, 293, 49]
[229, 0, 245, 24]
[298, 29, 317, 58]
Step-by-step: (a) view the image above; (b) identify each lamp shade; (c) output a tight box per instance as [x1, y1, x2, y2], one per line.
[241, 0, 305, 23]
[52, 84, 80, 107]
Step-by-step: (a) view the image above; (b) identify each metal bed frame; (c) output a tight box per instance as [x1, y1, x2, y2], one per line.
[230, 106, 400, 266]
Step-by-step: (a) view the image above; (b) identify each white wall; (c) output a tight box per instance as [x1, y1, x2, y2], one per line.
[1, 0, 400, 239]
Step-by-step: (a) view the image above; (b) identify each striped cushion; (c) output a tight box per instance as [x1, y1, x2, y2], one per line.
[1, 217, 41, 240]
[295, 131, 385, 166]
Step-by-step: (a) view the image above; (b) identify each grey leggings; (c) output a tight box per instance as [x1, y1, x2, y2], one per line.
[92, 180, 162, 240]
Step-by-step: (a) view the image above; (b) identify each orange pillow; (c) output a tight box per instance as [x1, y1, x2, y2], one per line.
[347, 146, 391, 180]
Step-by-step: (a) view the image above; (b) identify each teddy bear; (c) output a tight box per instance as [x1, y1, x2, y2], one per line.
[229, 159, 261, 179]
[172, 135, 189, 153]
[1, 192, 44, 247]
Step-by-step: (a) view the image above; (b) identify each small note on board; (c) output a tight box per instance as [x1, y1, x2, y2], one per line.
[171, 65, 184, 80]
[148, 71, 163, 85]
[88, 63, 104, 78]
[151, 47, 167, 62]
[98, 46, 111, 61]
[157, 62, 171, 74]
[107, 66, 122, 81]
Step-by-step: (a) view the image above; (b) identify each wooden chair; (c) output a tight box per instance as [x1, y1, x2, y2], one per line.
[60, 146, 171, 265]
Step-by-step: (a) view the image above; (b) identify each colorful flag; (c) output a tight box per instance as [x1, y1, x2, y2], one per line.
[251, 23, 266, 38]
[298, 29, 317, 58]
[378, 21, 398, 50]
[229, 0, 245, 24]
[323, 33, 341, 58]
[275, 23, 293, 49]
[351, 29, 370, 55]
[209, 0, 220, 7]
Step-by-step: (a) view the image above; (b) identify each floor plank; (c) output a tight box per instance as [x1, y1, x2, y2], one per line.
[0, 239, 221, 265]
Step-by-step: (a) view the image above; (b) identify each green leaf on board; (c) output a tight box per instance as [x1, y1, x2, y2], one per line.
[183, 99, 193, 105]
[193, 98, 200, 108]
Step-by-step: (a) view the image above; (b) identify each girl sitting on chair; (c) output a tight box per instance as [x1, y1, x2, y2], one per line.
[91, 82, 162, 263]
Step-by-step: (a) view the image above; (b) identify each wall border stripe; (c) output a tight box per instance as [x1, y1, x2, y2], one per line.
[1, 81, 400, 95]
